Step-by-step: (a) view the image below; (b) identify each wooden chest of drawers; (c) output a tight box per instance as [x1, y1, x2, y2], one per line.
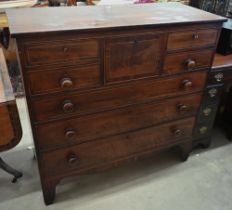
[7, 3, 226, 205]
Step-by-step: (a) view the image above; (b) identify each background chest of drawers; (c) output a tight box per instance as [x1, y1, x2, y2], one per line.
[7, 3, 225, 205]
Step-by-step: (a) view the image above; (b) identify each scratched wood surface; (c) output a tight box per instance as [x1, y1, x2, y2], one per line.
[6, 2, 226, 35]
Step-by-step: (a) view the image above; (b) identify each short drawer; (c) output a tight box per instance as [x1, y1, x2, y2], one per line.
[167, 28, 218, 51]
[23, 39, 99, 67]
[40, 117, 195, 176]
[31, 71, 207, 122]
[104, 33, 165, 83]
[163, 49, 214, 74]
[28, 64, 101, 95]
[35, 93, 202, 150]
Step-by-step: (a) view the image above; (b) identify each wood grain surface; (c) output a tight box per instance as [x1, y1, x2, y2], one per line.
[6, 3, 226, 35]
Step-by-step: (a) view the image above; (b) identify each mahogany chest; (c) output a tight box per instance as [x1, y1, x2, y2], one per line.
[6, 3, 226, 205]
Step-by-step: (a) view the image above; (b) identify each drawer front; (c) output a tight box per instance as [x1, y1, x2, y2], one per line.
[31, 71, 207, 122]
[167, 29, 218, 51]
[208, 69, 232, 85]
[40, 117, 195, 176]
[24, 39, 99, 67]
[105, 33, 165, 83]
[35, 93, 202, 150]
[28, 64, 101, 95]
[163, 49, 214, 74]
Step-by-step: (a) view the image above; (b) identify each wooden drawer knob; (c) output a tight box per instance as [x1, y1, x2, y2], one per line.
[67, 153, 79, 164]
[172, 129, 182, 137]
[60, 77, 73, 89]
[181, 80, 193, 90]
[185, 59, 196, 69]
[62, 100, 75, 113]
[65, 129, 77, 140]
[177, 104, 188, 114]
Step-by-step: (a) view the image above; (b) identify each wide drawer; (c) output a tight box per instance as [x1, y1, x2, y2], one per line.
[31, 71, 207, 122]
[35, 93, 202, 150]
[40, 117, 195, 176]
[163, 49, 214, 74]
[167, 28, 218, 51]
[23, 39, 100, 67]
[28, 64, 101, 95]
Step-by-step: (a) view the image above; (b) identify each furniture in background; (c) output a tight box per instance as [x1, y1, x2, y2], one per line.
[212, 54, 232, 140]
[192, 54, 227, 148]
[7, 3, 225, 205]
[0, 48, 22, 183]
[189, 0, 232, 145]
[217, 19, 232, 55]
[190, 0, 232, 17]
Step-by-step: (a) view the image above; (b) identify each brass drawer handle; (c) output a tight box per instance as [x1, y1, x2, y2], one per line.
[208, 88, 218, 98]
[67, 153, 79, 164]
[203, 107, 212, 117]
[185, 58, 196, 69]
[62, 100, 75, 113]
[65, 129, 77, 140]
[199, 126, 208, 135]
[181, 80, 193, 90]
[214, 73, 224, 82]
[60, 77, 73, 89]
[193, 33, 199, 39]
[177, 104, 188, 114]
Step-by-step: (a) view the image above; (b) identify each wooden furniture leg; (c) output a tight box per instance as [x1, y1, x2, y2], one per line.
[41, 179, 59, 205]
[0, 157, 23, 183]
[179, 141, 192, 161]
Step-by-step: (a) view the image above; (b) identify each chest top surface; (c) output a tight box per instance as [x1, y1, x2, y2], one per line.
[6, 2, 226, 36]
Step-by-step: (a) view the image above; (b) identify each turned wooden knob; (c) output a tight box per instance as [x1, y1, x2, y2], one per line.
[172, 129, 182, 137]
[67, 153, 79, 164]
[185, 59, 196, 69]
[65, 129, 77, 140]
[60, 77, 73, 89]
[181, 80, 193, 90]
[177, 104, 188, 114]
[193, 33, 199, 39]
[62, 100, 75, 113]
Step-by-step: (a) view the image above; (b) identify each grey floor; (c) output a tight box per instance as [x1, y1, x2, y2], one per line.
[0, 98, 232, 210]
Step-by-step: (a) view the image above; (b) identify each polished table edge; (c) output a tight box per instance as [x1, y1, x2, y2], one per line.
[0, 47, 14, 103]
